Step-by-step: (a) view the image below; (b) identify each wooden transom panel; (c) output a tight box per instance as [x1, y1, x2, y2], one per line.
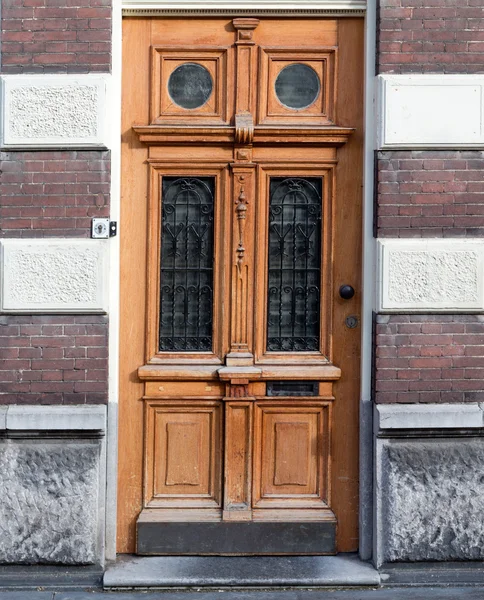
[151, 46, 231, 124]
[258, 47, 336, 124]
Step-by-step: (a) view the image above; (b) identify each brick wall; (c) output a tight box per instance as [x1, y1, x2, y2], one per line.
[0, 151, 110, 238]
[1, 0, 112, 74]
[377, 151, 484, 237]
[375, 0, 484, 404]
[0, 0, 112, 405]
[378, 0, 484, 74]
[375, 315, 484, 404]
[0, 315, 108, 405]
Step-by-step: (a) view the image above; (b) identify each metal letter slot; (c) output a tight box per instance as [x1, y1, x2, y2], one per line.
[266, 381, 319, 397]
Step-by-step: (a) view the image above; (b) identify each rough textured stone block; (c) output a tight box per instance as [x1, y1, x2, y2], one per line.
[0, 440, 101, 564]
[377, 437, 484, 565]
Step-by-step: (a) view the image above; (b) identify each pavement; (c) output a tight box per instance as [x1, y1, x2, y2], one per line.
[2, 588, 484, 599]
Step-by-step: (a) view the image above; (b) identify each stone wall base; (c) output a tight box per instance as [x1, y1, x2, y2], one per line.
[0, 406, 106, 566]
[375, 404, 484, 566]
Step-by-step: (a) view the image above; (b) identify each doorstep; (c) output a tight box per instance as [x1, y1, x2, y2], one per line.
[103, 554, 380, 588]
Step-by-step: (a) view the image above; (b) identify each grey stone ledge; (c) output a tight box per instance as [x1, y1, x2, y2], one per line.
[1, 405, 107, 432]
[375, 403, 484, 431]
[103, 554, 380, 588]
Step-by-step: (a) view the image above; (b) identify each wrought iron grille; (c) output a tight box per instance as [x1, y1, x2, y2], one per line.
[267, 177, 322, 352]
[159, 177, 214, 351]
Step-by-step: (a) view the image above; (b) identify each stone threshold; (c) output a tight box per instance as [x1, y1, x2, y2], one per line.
[0, 564, 103, 590]
[103, 554, 380, 588]
[381, 562, 484, 586]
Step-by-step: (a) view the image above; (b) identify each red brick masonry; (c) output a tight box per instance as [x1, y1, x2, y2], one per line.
[378, 0, 484, 74]
[1, 0, 112, 74]
[377, 151, 484, 237]
[375, 315, 484, 403]
[0, 315, 108, 405]
[0, 151, 110, 238]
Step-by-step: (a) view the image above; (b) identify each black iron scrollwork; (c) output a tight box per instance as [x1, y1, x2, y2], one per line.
[267, 177, 322, 352]
[159, 177, 214, 351]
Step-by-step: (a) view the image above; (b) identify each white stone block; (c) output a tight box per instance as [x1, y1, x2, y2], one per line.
[6, 405, 107, 432]
[377, 239, 484, 312]
[0, 239, 108, 313]
[1, 75, 109, 148]
[377, 74, 484, 149]
[375, 403, 484, 431]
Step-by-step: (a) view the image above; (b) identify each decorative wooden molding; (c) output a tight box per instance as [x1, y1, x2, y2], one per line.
[254, 125, 353, 145]
[138, 363, 341, 381]
[233, 18, 260, 44]
[235, 180, 248, 274]
[228, 164, 256, 365]
[234, 113, 254, 145]
[133, 124, 354, 145]
[233, 18, 259, 121]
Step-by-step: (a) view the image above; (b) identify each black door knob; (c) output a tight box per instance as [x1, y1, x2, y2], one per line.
[339, 285, 355, 300]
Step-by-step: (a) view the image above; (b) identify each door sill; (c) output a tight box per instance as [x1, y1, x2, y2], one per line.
[136, 512, 336, 555]
[103, 554, 380, 589]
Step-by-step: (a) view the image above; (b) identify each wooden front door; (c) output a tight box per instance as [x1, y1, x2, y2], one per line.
[119, 16, 363, 554]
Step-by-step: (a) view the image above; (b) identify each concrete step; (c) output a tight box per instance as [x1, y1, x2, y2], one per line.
[103, 554, 380, 588]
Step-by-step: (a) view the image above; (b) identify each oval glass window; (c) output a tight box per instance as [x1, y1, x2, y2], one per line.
[275, 63, 321, 110]
[168, 63, 213, 110]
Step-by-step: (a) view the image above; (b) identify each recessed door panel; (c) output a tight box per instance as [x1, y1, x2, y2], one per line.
[145, 400, 222, 508]
[253, 401, 331, 509]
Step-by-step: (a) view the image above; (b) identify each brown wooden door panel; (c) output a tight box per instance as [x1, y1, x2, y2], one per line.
[253, 401, 331, 509]
[120, 16, 363, 554]
[145, 400, 222, 508]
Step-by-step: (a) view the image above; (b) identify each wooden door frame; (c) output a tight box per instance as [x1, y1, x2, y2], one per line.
[112, 6, 375, 560]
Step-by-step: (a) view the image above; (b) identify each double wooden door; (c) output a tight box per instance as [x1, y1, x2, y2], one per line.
[119, 16, 363, 554]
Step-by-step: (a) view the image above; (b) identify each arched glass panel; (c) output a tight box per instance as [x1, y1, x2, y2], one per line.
[267, 177, 322, 352]
[159, 177, 214, 351]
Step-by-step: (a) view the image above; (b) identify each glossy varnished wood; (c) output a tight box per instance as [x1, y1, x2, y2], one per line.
[144, 399, 222, 508]
[331, 18, 364, 552]
[120, 15, 364, 554]
[118, 16, 151, 553]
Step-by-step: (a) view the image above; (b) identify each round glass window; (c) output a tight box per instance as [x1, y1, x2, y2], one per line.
[168, 63, 213, 110]
[275, 63, 321, 110]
